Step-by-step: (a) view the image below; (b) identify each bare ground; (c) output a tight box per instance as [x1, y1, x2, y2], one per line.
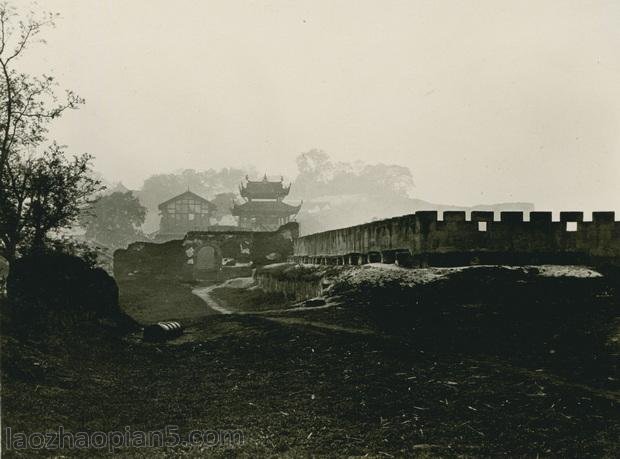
[2, 266, 619, 457]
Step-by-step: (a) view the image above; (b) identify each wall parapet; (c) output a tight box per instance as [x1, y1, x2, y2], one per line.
[292, 211, 620, 267]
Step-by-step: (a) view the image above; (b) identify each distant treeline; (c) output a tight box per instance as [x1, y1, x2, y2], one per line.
[102, 149, 532, 237]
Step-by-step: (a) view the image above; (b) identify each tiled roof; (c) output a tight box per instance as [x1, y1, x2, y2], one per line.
[157, 191, 216, 210]
[240, 176, 291, 199]
[231, 200, 301, 216]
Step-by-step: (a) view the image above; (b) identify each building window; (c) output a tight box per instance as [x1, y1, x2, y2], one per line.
[189, 213, 195, 221]
[478, 221, 487, 232]
[566, 221, 578, 232]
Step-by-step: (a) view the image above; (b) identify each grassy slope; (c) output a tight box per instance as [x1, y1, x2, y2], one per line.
[210, 284, 289, 313]
[2, 267, 620, 457]
[117, 277, 215, 325]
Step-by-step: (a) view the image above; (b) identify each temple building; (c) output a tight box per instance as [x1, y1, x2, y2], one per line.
[156, 190, 217, 241]
[232, 174, 301, 231]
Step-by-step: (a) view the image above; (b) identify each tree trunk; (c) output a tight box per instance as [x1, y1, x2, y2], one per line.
[2, 239, 17, 265]
[30, 228, 46, 256]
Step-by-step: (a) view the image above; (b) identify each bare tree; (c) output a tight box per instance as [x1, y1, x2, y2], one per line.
[0, 2, 83, 181]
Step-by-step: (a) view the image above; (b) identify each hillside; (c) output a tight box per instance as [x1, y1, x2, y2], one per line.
[294, 193, 533, 235]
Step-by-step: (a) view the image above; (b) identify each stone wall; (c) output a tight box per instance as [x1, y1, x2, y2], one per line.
[292, 211, 620, 267]
[253, 263, 338, 301]
[114, 222, 299, 281]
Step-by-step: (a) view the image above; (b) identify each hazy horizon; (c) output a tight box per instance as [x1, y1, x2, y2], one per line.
[18, 0, 620, 212]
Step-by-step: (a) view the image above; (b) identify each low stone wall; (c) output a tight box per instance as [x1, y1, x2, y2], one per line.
[292, 211, 620, 267]
[253, 263, 344, 301]
[254, 275, 323, 301]
[114, 223, 298, 281]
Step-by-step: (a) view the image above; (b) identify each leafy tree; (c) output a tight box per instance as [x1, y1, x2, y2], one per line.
[0, 3, 95, 264]
[211, 192, 236, 220]
[46, 235, 111, 270]
[0, 2, 83, 182]
[291, 149, 415, 200]
[291, 150, 417, 233]
[139, 168, 250, 209]
[296, 149, 332, 180]
[80, 191, 147, 249]
[0, 145, 101, 262]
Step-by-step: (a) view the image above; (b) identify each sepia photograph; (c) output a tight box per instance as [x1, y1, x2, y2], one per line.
[0, 0, 619, 456]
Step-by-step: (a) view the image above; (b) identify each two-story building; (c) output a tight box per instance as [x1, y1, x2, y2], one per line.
[156, 191, 217, 241]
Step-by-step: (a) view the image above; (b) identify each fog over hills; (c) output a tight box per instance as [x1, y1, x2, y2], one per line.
[102, 150, 533, 236]
[294, 194, 533, 236]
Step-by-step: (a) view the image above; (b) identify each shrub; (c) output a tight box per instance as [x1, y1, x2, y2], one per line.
[6, 253, 121, 334]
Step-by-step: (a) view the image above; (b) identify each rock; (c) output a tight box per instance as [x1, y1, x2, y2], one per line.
[223, 258, 236, 266]
[6, 253, 125, 333]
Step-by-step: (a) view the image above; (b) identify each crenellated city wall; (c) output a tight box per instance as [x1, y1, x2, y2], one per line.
[292, 211, 620, 267]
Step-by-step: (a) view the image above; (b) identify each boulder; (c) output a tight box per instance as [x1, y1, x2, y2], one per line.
[6, 253, 123, 332]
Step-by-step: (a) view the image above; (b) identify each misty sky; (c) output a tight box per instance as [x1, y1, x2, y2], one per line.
[19, 0, 620, 212]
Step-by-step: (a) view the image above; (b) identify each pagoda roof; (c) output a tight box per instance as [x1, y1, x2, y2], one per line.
[158, 191, 216, 210]
[231, 200, 301, 217]
[240, 174, 291, 199]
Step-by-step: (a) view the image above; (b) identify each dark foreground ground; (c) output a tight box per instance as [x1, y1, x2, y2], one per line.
[2, 265, 619, 457]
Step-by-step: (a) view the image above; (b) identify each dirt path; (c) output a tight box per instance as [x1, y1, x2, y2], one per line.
[191, 282, 373, 335]
[191, 285, 233, 314]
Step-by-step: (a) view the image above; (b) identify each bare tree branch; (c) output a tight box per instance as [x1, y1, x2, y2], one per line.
[0, 2, 78, 182]
[0, 3, 89, 262]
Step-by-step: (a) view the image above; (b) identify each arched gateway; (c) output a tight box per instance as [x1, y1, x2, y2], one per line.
[195, 245, 220, 271]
